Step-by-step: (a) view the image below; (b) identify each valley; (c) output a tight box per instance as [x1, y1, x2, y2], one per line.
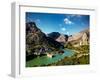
[26, 22, 90, 67]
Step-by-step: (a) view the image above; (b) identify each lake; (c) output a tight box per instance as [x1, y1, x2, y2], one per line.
[26, 49, 75, 67]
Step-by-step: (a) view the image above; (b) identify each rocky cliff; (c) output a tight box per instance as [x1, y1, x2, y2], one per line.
[47, 32, 68, 44]
[68, 28, 89, 47]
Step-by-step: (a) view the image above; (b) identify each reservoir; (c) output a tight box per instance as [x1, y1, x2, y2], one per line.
[26, 49, 75, 67]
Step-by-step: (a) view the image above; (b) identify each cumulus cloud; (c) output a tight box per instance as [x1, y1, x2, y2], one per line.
[64, 18, 73, 24]
[61, 27, 66, 31]
[66, 31, 70, 35]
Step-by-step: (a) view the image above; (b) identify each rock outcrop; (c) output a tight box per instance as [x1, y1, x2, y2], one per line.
[68, 28, 89, 47]
[48, 32, 68, 44]
[56, 34, 68, 44]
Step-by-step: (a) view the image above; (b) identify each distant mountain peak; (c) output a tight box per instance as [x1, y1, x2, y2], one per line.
[48, 32, 68, 44]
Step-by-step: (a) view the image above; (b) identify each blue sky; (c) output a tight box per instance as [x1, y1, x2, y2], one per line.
[26, 12, 89, 35]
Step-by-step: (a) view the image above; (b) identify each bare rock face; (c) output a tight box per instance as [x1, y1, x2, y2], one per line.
[68, 28, 89, 47]
[68, 33, 83, 42]
[48, 32, 68, 44]
[81, 32, 89, 45]
[56, 34, 68, 44]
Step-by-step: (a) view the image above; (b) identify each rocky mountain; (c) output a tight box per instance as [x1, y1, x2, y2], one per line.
[68, 28, 89, 47]
[56, 34, 68, 44]
[47, 32, 68, 44]
[47, 28, 89, 47]
[26, 22, 63, 56]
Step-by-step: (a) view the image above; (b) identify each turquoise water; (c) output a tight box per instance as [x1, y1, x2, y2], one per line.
[26, 49, 75, 67]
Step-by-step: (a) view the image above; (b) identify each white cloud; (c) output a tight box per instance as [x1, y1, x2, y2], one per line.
[66, 32, 69, 35]
[61, 27, 66, 31]
[64, 18, 73, 24]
